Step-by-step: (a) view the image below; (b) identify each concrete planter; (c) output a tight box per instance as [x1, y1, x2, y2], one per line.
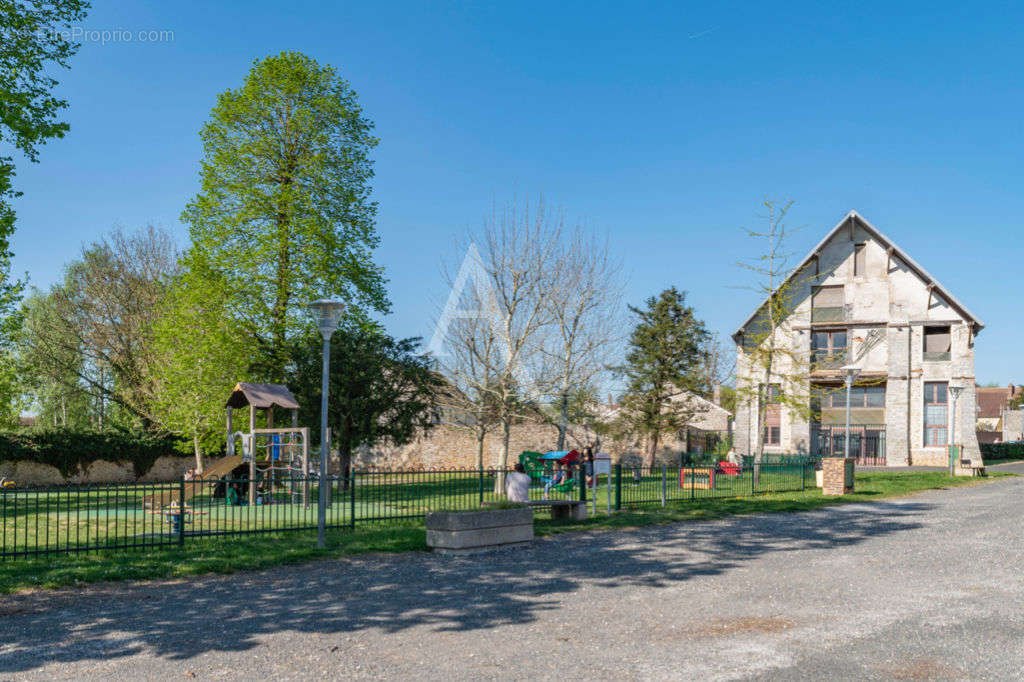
[425, 507, 533, 554]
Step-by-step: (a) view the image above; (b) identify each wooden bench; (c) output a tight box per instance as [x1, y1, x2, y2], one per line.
[960, 459, 987, 477]
[525, 499, 587, 520]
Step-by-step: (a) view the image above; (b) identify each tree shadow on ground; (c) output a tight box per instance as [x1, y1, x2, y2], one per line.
[0, 500, 930, 673]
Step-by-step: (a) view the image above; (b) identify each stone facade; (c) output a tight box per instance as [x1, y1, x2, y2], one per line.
[733, 211, 984, 468]
[1003, 409, 1024, 442]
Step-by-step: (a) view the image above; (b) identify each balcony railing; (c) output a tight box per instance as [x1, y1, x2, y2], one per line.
[811, 306, 845, 323]
[811, 424, 886, 466]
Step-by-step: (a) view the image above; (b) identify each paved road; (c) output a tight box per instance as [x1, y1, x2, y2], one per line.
[2, 474, 1023, 681]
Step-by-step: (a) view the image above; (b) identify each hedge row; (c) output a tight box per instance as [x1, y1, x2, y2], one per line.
[980, 441, 1024, 461]
[0, 428, 186, 478]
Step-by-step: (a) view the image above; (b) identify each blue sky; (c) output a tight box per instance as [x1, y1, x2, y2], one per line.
[8, 1, 1023, 384]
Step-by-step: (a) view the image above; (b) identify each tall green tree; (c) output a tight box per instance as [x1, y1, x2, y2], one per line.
[182, 51, 389, 381]
[150, 258, 251, 473]
[17, 291, 91, 427]
[290, 324, 442, 486]
[1, 0, 90, 414]
[19, 226, 177, 428]
[616, 287, 710, 467]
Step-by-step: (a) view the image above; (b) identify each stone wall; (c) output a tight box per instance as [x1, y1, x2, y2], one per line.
[0, 455, 194, 487]
[358, 421, 698, 471]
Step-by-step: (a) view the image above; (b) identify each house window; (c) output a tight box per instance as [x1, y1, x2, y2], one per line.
[924, 326, 951, 361]
[924, 381, 948, 446]
[811, 286, 845, 322]
[761, 383, 781, 446]
[863, 385, 886, 407]
[854, 243, 867, 276]
[811, 330, 847, 365]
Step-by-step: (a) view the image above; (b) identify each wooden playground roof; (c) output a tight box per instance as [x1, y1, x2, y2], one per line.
[226, 382, 300, 410]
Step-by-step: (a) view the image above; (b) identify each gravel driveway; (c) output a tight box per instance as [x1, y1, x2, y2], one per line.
[2, 472, 1022, 681]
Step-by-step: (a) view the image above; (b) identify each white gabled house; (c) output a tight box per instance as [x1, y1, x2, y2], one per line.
[732, 211, 984, 469]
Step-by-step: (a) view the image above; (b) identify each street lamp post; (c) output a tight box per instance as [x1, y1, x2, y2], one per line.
[948, 384, 963, 476]
[841, 365, 861, 460]
[309, 299, 346, 548]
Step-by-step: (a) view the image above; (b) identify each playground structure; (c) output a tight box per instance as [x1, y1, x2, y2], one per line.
[680, 460, 743, 490]
[226, 382, 312, 505]
[143, 382, 311, 510]
[519, 450, 580, 495]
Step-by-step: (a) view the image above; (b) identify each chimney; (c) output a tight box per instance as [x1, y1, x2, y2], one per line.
[713, 385, 722, 406]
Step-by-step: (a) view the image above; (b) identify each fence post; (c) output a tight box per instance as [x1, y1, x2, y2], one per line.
[478, 466, 484, 506]
[751, 463, 756, 495]
[614, 463, 622, 511]
[606, 467, 612, 515]
[579, 465, 586, 503]
[349, 467, 356, 530]
[801, 461, 806, 491]
[178, 475, 186, 547]
[660, 465, 667, 506]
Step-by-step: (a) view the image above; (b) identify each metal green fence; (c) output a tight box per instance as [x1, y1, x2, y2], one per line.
[2, 461, 815, 560]
[613, 462, 815, 508]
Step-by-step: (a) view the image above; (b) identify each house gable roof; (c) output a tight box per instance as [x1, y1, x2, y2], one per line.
[976, 385, 1023, 418]
[732, 211, 984, 342]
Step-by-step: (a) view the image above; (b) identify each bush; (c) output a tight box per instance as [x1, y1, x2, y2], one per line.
[0, 428, 185, 478]
[980, 442, 1024, 461]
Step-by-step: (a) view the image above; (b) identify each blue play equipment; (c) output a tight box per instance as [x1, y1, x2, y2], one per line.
[539, 450, 579, 493]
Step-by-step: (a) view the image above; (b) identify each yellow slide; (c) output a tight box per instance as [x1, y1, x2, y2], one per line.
[142, 455, 244, 510]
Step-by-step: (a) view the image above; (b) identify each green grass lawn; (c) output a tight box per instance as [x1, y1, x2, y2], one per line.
[0, 470, 1012, 594]
[0, 466, 809, 556]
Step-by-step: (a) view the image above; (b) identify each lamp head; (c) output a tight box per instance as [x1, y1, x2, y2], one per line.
[309, 299, 346, 337]
[841, 364, 861, 383]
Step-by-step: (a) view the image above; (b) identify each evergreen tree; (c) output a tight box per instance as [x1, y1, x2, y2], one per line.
[617, 287, 710, 466]
[290, 324, 443, 486]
